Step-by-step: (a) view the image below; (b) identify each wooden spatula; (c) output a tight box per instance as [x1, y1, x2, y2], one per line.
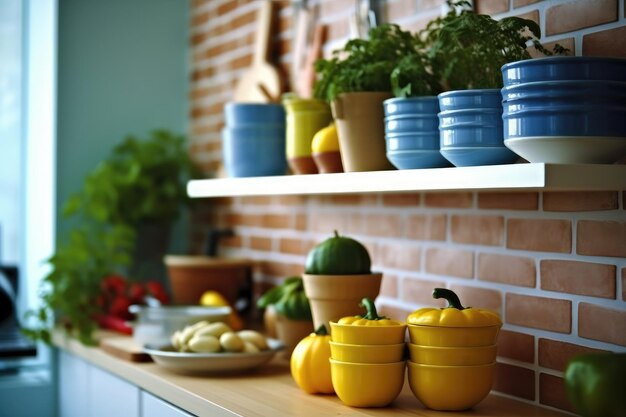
[234, 0, 283, 103]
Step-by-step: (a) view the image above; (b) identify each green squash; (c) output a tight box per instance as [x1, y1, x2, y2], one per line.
[305, 231, 371, 275]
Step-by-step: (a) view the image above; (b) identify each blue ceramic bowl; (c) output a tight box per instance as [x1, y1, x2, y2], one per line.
[386, 131, 440, 152]
[440, 147, 520, 167]
[385, 115, 439, 134]
[502, 57, 626, 86]
[383, 96, 440, 117]
[438, 89, 502, 112]
[222, 128, 287, 177]
[387, 150, 451, 169]
[438, 108, 504, 146]
[224, 102, 286, 126]
[502, 80, 626, 138]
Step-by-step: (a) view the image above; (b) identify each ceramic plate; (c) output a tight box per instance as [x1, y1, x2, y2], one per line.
[144, 338, 285, 374]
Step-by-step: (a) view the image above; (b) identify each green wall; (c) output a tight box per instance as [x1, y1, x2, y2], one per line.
[56, 0, 189, 243]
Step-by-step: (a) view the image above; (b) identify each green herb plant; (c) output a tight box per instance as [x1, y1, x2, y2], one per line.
[23, 129, 200, 345]
[419, 0, 567, 91]
[313, 24, 419, 102]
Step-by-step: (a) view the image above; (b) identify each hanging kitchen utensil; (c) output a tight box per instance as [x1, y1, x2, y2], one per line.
[298, 23, 326, 99]
[234, 0, 283, 103]
[291, 1, 310, 93]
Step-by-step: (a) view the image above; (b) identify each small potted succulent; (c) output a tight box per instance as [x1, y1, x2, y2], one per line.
[313, 24, 418, 172]
[301, 231, 382, 330]
[257, 276, 314, 353]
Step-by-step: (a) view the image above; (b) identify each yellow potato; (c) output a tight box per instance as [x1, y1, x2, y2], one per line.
[219, 331, 244, 352]
[188, 335, 221, 353]
[237, 330, 268, 350]
[242, 341, 260, 353]
[195, 322, 231, 339]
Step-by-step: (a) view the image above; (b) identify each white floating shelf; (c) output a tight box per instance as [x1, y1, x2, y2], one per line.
[187, 163, 626, 198]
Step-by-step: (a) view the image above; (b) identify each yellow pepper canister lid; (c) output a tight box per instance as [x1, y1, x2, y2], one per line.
[407, 288, 502, 327]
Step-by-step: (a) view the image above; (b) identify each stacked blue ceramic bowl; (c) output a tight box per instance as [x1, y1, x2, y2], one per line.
[222, 103, 287, 177]
[501, 57, 626, 163]
[383, 97, 450, 169]
[438, 89, 519, 167]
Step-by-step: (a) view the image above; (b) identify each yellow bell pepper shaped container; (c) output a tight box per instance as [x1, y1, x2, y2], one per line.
[406, 288, 502, 347]
[330, 298, 406, 345]
[290, 325, 335, 395]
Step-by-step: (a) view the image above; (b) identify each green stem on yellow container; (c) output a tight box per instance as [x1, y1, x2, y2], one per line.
[359, 297, 389, 320]
[433, 288, 466, 310]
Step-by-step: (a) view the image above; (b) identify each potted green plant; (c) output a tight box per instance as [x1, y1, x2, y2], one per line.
[257, 276, 313, 354]
[416, 0, 567, 167]
[23, 129, 200, 345]
[313, 24, 419, 172]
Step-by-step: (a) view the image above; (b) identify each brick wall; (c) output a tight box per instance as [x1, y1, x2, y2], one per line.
[188, 0, 626, 413]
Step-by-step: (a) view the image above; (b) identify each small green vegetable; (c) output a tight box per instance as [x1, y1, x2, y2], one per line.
[304, 231, 371, 275]
[565, 353, 626, 417]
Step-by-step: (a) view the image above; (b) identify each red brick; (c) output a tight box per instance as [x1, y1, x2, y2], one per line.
[275, 195, 307, 206]
[376, 243, 421, 271]
[538, 338, 608, 371]
[539, 373, 575, 413]
[478, 253, 536, 287]
[424, 192, 473, 208]
[546, 0, 618, 36]
[386, 0, 417, 22]
[278, 238, 315, 255]
[240, 196, 273, 205]
[363, 214, 403, 238]
[506, 293, 571, 333]
[498, 330, 534, 363]
[475, 0, 509, 14]
[406, 214, 447, 241]
[425, 248, 474, 278]
[451, 215, 504, 246]
[448, 285, 502, 313]
[494, 363, 535, 401]
[258, 261, 304, 277]
[262, 214, 292, 229]
[578, 302, 626, 346]
[225, 213, 263, 227]
[478, 192, 538, 210]
[577, 220, 626, 257]
[309, 212, 349, 234]
[530, 37, 576, 57]
[402, 278, 447, 307]
[381, 193, 421, 207]
[543, 191, 618, 212]
[583, 26, 626, 58]
[249, 236, 272, 251]
[507, 218, 572, 253]
[294, 214, 307, 231]
[540, 260, 616, 299]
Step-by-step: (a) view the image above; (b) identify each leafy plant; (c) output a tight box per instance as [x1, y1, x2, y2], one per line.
[23, 129, 200, 345]
[257, 276, 312, 321]
[418, 0, 567, 91]
[313, 24, 418, 102]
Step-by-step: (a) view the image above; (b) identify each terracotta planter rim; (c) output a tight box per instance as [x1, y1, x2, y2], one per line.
[164, 255, 252, 268]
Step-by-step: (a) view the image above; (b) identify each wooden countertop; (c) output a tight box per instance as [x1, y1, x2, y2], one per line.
[53, 331, 570, 417]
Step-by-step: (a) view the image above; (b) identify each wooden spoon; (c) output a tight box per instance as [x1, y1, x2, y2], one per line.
[233, 1, 283, 103]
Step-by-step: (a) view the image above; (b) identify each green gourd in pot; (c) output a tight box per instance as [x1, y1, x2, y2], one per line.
[304, 230, 371, 275]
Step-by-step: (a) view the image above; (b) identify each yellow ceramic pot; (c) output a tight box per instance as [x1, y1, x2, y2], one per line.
[407, 343, 497, 365]
[330, 322, 406, 345]
[407, 324, 500, 347]
[330, 359, 405, 407]
[407, 361, 495, 410]
[329, 341, 405, 363]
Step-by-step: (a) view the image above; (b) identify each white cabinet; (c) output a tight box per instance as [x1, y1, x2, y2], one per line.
[58, 351, 195, 417]
[141, 391, 195, 417]
[58, 351, 140, 417]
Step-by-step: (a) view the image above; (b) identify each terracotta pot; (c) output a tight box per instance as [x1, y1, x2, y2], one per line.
[331, 92, 395, 172]
[275, 313, 314, 355]
[164, 255, 252, 306]
[302, 273, 383, 330]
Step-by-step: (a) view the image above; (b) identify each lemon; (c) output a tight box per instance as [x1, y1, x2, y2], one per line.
[199, 290, 229, 307]
[311, 123, 339, 154]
